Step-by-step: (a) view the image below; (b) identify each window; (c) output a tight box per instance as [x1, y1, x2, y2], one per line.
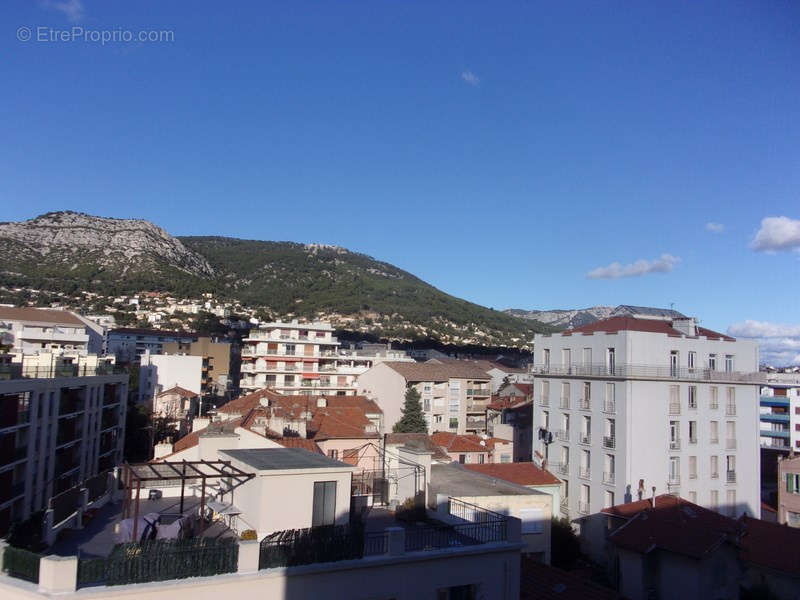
[710, 421, 719, 443]
[543, 349, 550, 369]
[520, 508, 545, 534]
[605, 383, 615, 412]
[688, 386, 697, 409]
[561, 382, 570, 408]
[607, 348, 616, 375]
[582, 382, 591, 407]
[670, 351, 679, 377]
[711, 456, 719, 478]
[786, 473, 800, 493]
[710, 387, 719, 409]
[284, 344, 296, 355]
[560, 445, 569, 467]
[688, 491, 697, 503]
[541, 410, 549, 429]
[562, 349, 571, 369]
[562, 413, 570, 435]
[312, 481, 337, 527]
[689, 456, 697, 479]
[328, 449, 339, 460]
[726, 421, 736, 447]
[669, 421, 679, 447]
[725, 355, 734, 373]
[581, 416, 591, 443]
[726, 388, 736, 415]
[669, 386, 680, 414]
[437, 584, 477, 600]
[708, 354, 717, 370]
[434, 415, 443, 424]
[478, 454, 485, 464]
[605, 490, 615, 508]
[583, 348, 592, 366]
[500, 454, 511, 463]
[669, 457, 680, 482]
[449, 417, 458, 429]
[726, 490, 736, 516]
[580, 484, 590, 513]
[542, 380, 550, 404]
[710, 489, 719, 508]
[689, 421, 697, 444]
[458, 454, 466, 464]
[688, 351, 696, 372]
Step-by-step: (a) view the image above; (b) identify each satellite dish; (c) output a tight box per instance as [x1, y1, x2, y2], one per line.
[259, 397, 269, 408]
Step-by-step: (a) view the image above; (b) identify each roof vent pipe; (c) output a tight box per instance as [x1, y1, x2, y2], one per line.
[652, 486, 657, 508]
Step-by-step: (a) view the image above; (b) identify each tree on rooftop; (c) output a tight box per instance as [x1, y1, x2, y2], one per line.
[393, 386, 427, 433]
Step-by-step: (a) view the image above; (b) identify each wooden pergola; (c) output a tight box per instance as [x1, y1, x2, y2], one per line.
[121, 460, 255, 540]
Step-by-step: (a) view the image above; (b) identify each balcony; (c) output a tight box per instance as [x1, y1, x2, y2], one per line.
[467, 388, 491, 397]
[689, 436, 697, 445]
[540, 397, 550, 407]
[579, 433, 591, 445]
[603, 471, 615, 485]
[466, 401, 489, 413]
[556, 463, 569, 475]
[578, 467, 590, 480]
[560, 497, 569, 515]
[710, 436, 719, 444]
[603, 401, 616, 414]
[726, 405, 737, 416]
[726, 439, 737, 450]
[531, 363, 765, 384]
[556, 430, 569, 442]
[578, 501, 590, 515]
[0, 445, 27, 469]
[727, 471, 737, 484]
[711, 471, 719, 480]
[669, 439, 681, 451]
[669, 403, 681, 415]
[667, 479, 680, 493]
[578, 399, 590, 410]
[603, 436, 616, 449]
[560, 397, 570, 410]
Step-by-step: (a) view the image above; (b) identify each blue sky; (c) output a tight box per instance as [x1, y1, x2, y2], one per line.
[2, 1, 800, 360]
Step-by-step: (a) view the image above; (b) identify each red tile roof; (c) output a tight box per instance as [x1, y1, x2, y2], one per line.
[382, 361, 492, 382]
[606, 495, 740, 558]
[0, 306, 85, 326]
[157, 386, 198, 399]
[384, 433, 451, 462]
[520, 559, 622, 600]
[307, 406, 379, 441]
[271, 437, 323, 454]
[463, 463, 560, 486]
[171, 417, 244, 453]
[430, 432, 510, 453]
[739, 515, 800, 575]
[565, 316, 734, 341]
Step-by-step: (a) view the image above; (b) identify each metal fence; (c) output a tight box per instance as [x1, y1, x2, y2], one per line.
[363, 531, 388, 556]
[50, 486, 81, 525]
[76, 538, 239, 588]
[0, 364, 127, 381]
[1, 545, 41, 583]
[531, 363, 764, 383]
[404, 520, 507, 552]
[85, 471, 110, 502]
[258, 524, 364, 569]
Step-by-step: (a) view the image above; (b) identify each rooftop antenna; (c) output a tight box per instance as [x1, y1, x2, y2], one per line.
[669, 302, 675, 311]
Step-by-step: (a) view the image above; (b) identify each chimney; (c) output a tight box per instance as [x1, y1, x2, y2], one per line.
[153, 441, 173, 460]
[652, 486, 657, 508]
[672, 317, 697, 337]
[192, 416, 210, 432]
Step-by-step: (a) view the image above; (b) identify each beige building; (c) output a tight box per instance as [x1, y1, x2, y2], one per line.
[163, 336, 231, 397]
[358, 360, 493, 434]
[778, 453, 800, 527]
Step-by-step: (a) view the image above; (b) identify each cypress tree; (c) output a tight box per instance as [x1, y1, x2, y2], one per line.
[392, 386, 428, 433]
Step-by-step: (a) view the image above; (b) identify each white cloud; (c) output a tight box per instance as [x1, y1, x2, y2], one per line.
[461, 70, 480, 86]
[586, 253, 680, 280]
[750, 216, 800, 252]
[43, 0, 84, 22]
[727, 320, 800, 366]
[705, 222, 725, 233]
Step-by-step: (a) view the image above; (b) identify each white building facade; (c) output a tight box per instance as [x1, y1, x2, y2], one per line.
[532, 316, 762, 522]
[138, 352, 203, 404]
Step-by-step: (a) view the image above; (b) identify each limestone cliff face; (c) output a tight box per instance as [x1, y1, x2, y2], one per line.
[0, 211, 214, 276]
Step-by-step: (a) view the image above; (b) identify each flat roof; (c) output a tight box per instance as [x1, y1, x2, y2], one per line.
[430, 464, 542, 497]
[219, 447, 353, 471]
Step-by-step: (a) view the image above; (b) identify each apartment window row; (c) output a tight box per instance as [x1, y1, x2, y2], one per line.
[541, 380, 616, 413]
[670, 351, 735, 373]
[669, 420, 735, 447]
[669, 385, 735, 413]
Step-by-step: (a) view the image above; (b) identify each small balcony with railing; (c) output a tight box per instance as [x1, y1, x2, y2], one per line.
[578, 398, 591, 410]
[669, 402, 681, 415]
[602, 401, 616, 414]
[560, 497, 569, 515]
[540, 395, 550, 407]
[726, 404, 737, 416]
[578, 466, 590, 480]
[726, 471, 737, 484]
[531, 363, 765, 384]
[560, 397, 570, 410]
[669, 438, 681, 451]
[578, 501, 590, 515]
[602, 435, 616, 450]
[667, 477, 681, 493]
[579, 433, 591, 446]
[555, 429, 569, 442]
[603, 471, 615, 485]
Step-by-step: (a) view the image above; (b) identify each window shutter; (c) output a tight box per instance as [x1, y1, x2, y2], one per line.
[788, 474, 795, 494]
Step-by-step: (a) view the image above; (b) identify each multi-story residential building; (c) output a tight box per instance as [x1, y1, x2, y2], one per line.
[532, 314, 762, 523]
[0, 368, 127, 535]
[162, 336, 232, 396]
[759, 375, 800, 450]
[358, 360, 493, 434]
[431, 431, 514, 464]
[107, 327, 197, 363]
[239, 320, 414, 396]
[0, 307, 89, 356]
[777, 453, 800, 527]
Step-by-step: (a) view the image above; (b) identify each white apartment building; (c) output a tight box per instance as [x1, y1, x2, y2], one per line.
[532, 315, 762, 523]
[358, 360, 493, 434]
[107, 327, 197, 363]
[239, 321, 413, 396]
[0, 372, 128, 535]
[138, 351, 203, 404]
[0, 307, 89, 356]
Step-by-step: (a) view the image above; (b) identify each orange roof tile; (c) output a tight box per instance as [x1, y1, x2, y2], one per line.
[157, 386, 198, 399]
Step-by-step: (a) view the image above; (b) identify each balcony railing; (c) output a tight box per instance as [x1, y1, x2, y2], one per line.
[556, 430, 569, 442]
[540, 397, 550, 407]
[560, 498, 569, 515]
[467, 388, 491, 397]
[726, 405, 737, 416]
[578, 399, 590, 410]
[531, 363, 765, 383]
[710, 436, 719, 444]
[603, 471, 615, 485]
[710, 401, 719, 410]
[556, 463, 569, 475]
[689, 436, 697, 445]
[0, 364, 126, 381]
[669, 439, 681, 451]
[560, 397, 570, 410]
[727, 471, 737, 483]
[726, 439, 737, 450]
[711, 471, 719, 479]
[578, 501, 590, 515]
[667, 480, 681, 493]
[603, 436, 616, 449]
[578, 467, 590, 480]
[603, 401, 616, 414]
[669, 403, 681, 415]
[579, 433, 591, 445]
